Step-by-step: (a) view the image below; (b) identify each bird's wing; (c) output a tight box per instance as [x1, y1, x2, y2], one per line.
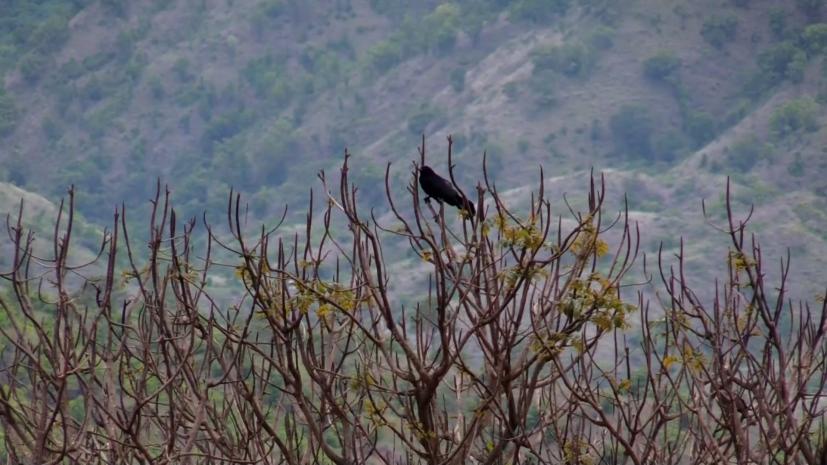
[434, 177, 464, 207]
[419, 169, 471, 209]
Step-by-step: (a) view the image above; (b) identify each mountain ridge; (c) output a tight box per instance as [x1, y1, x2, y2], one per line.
[0, 0, 825, 298]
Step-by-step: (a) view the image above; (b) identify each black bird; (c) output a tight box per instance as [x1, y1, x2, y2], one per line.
[418, 165, 475, 215]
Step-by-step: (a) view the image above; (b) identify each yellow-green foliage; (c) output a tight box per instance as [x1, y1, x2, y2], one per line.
[493, 213, 544, 250]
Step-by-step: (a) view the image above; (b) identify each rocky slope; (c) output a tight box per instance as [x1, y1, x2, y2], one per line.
[1, 0, 826, 301]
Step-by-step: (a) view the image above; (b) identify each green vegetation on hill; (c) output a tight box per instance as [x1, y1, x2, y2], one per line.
[0, 86, 17, 136]
[0, 0, 825, 263]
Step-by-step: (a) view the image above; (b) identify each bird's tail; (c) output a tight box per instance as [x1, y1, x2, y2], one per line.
[460, 198, 475, 217]
[445, 193, 475, 217]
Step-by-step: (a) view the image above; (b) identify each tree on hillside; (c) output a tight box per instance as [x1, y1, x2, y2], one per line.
[0, 139, 825, 464]
[610, 104, 653, 158]
[0, 87, 18, 137]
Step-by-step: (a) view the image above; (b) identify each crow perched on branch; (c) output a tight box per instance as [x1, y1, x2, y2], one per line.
[418, 165, 475, 215]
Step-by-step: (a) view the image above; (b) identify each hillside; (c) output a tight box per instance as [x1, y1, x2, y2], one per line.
[1, 0, 827, 299]
[0, 182, 103, 279]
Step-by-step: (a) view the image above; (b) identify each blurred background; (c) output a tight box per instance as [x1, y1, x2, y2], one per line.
[1, 0, 826, 299]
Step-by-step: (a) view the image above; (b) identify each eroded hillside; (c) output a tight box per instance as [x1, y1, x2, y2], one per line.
[1, 0, 826, 299]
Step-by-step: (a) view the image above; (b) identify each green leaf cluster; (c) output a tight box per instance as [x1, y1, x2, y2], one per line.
[770, 97, 820, 139]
